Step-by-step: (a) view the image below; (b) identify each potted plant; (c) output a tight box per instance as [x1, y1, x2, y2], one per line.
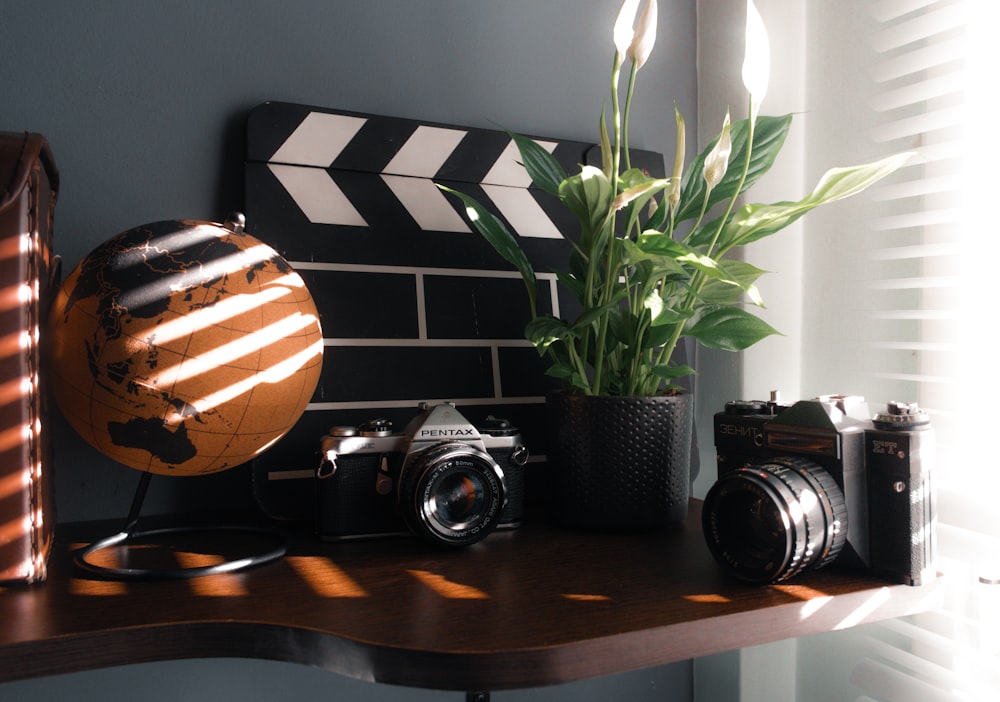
[440, 0, 911, 529]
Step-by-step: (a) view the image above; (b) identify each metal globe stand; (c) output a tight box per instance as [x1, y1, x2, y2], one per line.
[73, 472, 290, 581]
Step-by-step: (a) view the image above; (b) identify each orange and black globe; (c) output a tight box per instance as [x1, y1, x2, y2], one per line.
[47, 215, 323, 476]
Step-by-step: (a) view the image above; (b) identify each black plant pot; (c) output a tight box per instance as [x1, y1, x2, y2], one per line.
[546, 392, 693, 530]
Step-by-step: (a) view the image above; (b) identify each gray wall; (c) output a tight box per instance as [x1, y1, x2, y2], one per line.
[1, 1, 698, 699]
[2, 0, 697, 524]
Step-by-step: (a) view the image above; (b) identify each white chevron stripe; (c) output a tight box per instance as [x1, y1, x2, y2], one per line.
[483, 138, 558, 187]
[268, 164, 367, 226]
[480, 184, 563, 239]
[381, 175, 471, 233]
[384, 125, 468, 178]
[270, 112, 367, 167]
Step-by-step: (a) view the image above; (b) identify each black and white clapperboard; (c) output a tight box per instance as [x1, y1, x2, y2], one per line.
[244, 101, 665, 520]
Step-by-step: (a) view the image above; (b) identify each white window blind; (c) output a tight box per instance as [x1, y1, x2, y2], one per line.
[787, 0, 1000, 700]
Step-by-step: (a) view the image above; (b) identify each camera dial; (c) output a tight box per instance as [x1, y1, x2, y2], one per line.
[873, 402, 930, 431]
[724, 400, 770, 416]
[480, 415, 518, 436]
[359, 419, 393, 437]
[327, 426, 357, 437]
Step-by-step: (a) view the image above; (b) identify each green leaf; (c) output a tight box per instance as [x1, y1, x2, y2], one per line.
[644, 290, 686, 326]
[608, 306, 636, 347]
[677, 255, 765, 306]
[674, 114, 793, 223]
[525, 315, 575, 352]
[676, 251, 724, 277]
[437, 184, 537, 313]
[620, 237, 683, 274]
[556, 269, 585, 303]
[698, 260, 768, 305]
[632, 230, 691, 260]
[615, 176, 670, 223]
[544, 362, 576, 379]
[509, 132, 566, 197]
[574, 303, 612, 331]
[559, 165, 613, 238]
[717, 152, 915, 251]
[686, 306, 781, 351]
[651, 364, 697, 380]
[647, 320, 682, 347]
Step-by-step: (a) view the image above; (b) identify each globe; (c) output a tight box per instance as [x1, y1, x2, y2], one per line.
[47, 214, 324, 476]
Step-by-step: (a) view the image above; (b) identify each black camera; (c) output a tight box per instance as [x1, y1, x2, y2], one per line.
[703, 394, 936, 585]
[315, 403, 528, 547]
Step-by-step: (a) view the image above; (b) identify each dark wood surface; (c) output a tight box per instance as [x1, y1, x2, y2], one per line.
[0, 501, 942, 691]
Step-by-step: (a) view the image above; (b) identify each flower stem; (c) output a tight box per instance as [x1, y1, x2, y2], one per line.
[654, 99, 760, 382]
[622, 61, 639, 172]
[592, 51, 628, 395]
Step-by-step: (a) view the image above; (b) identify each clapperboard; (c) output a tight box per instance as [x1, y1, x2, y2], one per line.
[244, 101, 664, 520]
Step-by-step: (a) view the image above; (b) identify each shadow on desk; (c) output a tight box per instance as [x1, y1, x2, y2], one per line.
[0, 501, 942, 692]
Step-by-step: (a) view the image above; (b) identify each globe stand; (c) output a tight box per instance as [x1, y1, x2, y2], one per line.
[73, 472, 290, 581]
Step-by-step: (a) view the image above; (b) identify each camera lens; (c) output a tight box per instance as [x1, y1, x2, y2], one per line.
[434, 473, 485, 524]
[398, 442, 507, 546]
[702, 457, 848, 584]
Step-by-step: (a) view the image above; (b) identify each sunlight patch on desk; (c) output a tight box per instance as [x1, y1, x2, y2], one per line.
[834, 586, 891, 629]
[174, 552, 249, 597]
[67, 542, 129, 595]
[769, 583, 835, 620]
[69, 577, 128, 596]
[286, 556, 369, 598]
[407, 569, 489, 599]
[683, 593, 732, 604]
[561, 593, 612, 602]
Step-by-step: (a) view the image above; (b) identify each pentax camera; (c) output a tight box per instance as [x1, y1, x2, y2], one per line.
[315, 403, 528, 547]
[703, 393, 936, 586]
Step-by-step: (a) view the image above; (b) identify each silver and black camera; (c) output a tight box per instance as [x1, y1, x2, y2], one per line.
[703, 394, 936, 585]
[315, 403, 528, 547]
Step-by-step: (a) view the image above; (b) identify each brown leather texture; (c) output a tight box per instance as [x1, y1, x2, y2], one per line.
[0, 131, 59, 583]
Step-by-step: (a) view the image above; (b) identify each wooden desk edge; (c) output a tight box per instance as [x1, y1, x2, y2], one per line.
[0, 504, 946, 692]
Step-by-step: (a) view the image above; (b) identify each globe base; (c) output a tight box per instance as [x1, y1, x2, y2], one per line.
[72, 473, 289, 581]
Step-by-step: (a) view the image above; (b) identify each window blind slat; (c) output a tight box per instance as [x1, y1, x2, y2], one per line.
[790, 0, 996, 697]
[870, 72, 965, 112]
[872, 0, 944, 23]
[868, 341, 959, 351]
[869, 208, 962, 229]
[867, 276, 959, 290]
[872, 174, 963, 201]
[871, 106, 965, 142]
[868, 242, 961, 260]
[871, 4, 966, 52]
[871, 37, 965, 82]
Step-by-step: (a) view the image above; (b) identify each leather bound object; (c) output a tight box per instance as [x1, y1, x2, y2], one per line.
[0, 132, 59, 583]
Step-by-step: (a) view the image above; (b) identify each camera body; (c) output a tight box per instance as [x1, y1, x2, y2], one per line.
[705, 394, 935, 585]
[315, 403, 527, 547]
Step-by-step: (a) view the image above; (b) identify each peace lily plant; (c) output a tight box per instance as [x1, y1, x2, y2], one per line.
[441, 0, 911, 397]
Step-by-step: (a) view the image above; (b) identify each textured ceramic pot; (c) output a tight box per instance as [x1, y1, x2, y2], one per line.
[546, 392, 693, 529]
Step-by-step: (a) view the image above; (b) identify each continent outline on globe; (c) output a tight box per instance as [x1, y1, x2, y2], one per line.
[48, 216, 324, 476]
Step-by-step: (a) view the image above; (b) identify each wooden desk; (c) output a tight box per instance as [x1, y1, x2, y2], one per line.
[0, 502, 941, 691]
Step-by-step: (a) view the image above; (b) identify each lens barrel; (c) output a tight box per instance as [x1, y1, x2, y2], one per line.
[702, 457, 848, 583]
[398, 442, 507, 546]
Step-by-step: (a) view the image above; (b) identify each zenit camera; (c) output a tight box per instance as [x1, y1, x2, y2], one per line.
[703, 394, 936, 585]
[315, 403, 527, 547]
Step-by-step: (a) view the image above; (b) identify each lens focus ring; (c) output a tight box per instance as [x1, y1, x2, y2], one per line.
[702, 456, 848, 584]
[398, 442, 507, 547]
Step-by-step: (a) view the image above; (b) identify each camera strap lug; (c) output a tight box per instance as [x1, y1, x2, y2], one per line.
[317, 452, 338, 479]
[375, 455, 394, 495]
